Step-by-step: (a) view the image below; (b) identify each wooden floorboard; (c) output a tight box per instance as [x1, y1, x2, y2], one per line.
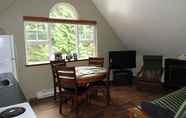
[30, 86, 173, 118]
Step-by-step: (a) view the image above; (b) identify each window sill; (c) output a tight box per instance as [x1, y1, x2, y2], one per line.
[25, 59, 88, 67]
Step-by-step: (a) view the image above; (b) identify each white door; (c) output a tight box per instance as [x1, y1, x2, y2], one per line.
[0, 35, 17, 78]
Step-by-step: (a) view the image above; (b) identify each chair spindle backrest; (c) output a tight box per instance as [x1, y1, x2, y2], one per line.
[50, 60, 66, 79]
[55, 66, 77, 89]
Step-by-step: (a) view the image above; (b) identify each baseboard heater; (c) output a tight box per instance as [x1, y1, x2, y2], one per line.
[36, 89, 57, 99]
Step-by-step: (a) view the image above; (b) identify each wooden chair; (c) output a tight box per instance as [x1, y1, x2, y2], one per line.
[88, 57, 104, 67]
[136, 55, 163, 91]
[88, 57, 109, 105]
[55, 66, 88, 116]
[50, 60, 66, 100]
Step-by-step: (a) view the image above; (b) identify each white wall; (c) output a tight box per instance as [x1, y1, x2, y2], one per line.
[0, 0, 124, 99]
[93, 0, 186, 62]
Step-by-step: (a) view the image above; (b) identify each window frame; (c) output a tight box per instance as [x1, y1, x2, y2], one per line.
[24, 17, 97, 65]
[24, 2, 97, 65]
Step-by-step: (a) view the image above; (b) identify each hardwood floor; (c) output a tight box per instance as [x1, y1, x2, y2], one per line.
[30, 86, 172, 118]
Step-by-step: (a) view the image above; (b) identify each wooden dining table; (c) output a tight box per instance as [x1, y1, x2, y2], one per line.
[75, 66, 111, 105]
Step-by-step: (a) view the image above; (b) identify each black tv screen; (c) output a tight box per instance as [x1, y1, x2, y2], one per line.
[109, 51, 136, 69]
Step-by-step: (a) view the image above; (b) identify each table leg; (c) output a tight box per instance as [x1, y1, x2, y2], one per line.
[106, 76, 111, 105]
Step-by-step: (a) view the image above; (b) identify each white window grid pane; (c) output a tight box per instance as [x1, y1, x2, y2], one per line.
[48, 23, 53, 60]
[76, 25, 80, 58]
[79, 27, 94, 41]
[93, 26, 97, 57]
[25, 22, 50, 64]
[25, 22, 49, 41]
[25, 22, 38, 32]
[26, 31, 37, 40]
[27, 40, 49, 45]
[77, 25, 97, 59]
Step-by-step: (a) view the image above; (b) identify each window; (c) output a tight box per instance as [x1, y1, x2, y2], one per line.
[49, 3, 78, 19]
[24, 3, 97, 65]
[25, 22, 49, 63]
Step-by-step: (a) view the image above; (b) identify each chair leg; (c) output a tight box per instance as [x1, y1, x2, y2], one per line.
[53, 82, 57, 100]
[99, 88, 107, 106]
[73, 96, 79, 117]
[59, 96, 62, 114]
[106, 83, 111, 105]
[59, 96, 73, 116]
[54, 87, 57, 100]
[86, 92, 89, 104]
[87, 90, 92, 105]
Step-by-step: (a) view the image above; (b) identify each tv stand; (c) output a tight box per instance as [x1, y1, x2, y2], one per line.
[112, 69, 134, 85]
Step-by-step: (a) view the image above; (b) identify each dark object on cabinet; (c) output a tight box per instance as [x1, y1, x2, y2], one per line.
[113, 70, 133, 85]
[164, 59, 186, 88]
[109, 51, 136, 69]
[109, 51, 136, 86]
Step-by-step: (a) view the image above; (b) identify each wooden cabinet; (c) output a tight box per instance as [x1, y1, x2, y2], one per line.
[112, 70, 133, 85]
[164, 59, 186, 88]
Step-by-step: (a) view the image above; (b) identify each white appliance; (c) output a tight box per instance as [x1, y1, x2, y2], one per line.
[0, 102, 37, 118]
[0, 35, 17, 78]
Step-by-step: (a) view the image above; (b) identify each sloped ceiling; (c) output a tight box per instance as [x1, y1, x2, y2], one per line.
[92, 0, 186, 57]
[0, 0, 15, 14]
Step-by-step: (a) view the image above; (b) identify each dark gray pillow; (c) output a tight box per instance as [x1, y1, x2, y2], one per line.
[141, 101, 175, 118]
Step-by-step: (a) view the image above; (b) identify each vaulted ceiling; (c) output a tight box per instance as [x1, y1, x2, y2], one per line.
[92, 0, 186, 57]
[0, 0, 15, 14]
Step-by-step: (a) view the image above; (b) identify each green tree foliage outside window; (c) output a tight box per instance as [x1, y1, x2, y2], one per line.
[27, 44, 49, 62]
[50, 23, 76, 55]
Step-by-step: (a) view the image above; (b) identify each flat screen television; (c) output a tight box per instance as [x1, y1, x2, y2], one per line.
[109, 51, 136, 69]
